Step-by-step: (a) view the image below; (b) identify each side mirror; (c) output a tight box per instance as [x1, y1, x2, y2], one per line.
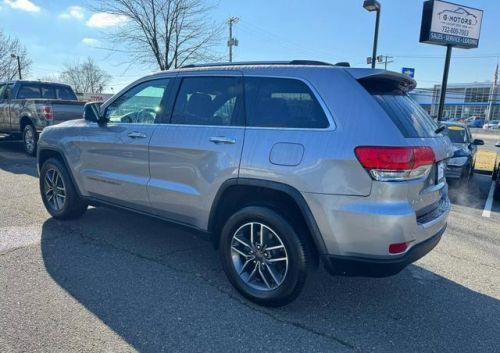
[83, 102, 105, 124]
[495, 142, 500, 148]
[472, 139, 484, 146]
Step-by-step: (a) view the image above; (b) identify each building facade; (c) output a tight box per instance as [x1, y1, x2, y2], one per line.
[410, 82, 499, 120]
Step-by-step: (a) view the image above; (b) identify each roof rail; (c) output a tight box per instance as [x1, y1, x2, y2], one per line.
[179, 60, 349, 69]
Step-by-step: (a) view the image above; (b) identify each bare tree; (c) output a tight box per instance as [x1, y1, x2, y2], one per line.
[94, 0, 223, 70]
[0, 30, 32, 81]
[60, 58, 111, 93]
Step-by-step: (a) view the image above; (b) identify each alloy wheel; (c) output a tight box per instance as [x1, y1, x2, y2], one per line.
[230, 222, 289, 291]
[43, 168, 66, 211]
[24, 127, 35, 154]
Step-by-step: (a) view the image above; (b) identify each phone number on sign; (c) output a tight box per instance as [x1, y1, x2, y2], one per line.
[442, 26, 470, 37]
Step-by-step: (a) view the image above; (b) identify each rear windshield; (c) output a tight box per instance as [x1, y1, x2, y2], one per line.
[17, 84, 77, 100]
[442, 126, 466, 143]
[373, 94, 437, 138]
[360, 77, 438, 138]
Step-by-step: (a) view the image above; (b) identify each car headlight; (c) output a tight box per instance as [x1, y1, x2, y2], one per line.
[447, 156, 468, 166]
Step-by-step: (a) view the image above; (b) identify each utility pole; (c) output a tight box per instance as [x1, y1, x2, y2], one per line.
[227, 17, 239, 63]
[382, 55, 394, 70]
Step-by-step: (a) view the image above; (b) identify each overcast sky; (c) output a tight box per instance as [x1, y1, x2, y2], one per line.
[0, 0, 498, 92]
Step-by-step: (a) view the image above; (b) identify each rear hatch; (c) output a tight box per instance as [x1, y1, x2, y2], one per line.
[353, 70, 454, 223]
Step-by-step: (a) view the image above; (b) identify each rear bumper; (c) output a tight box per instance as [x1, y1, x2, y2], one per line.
[323, 224, 446, 277]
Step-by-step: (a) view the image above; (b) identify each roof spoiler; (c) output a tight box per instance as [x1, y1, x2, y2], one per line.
[348, 69, 417, 94]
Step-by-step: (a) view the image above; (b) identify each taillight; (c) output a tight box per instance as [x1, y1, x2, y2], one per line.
[355, 146, 435, 181]
[41, 105, 53, 121]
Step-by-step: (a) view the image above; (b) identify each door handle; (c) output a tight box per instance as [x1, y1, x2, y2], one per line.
[209, 136, 236, 144]
[127, 132, 147, 139]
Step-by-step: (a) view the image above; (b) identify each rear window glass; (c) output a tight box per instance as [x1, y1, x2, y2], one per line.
[442, 125, 467, 144]
[56, 86, 77, 100]
[373, 94, 438, 138]
[244, 77, 329, 128]
[360, 77, 438, 138]
[16, 84, 76, 100]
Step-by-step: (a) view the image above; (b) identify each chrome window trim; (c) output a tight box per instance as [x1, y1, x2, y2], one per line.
[102, 71, 337, 130]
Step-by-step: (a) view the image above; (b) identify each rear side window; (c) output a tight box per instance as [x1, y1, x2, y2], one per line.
[244, 77, 329, 128]
[171, 76, 244, 126]
[360, 77, 437, 138]
[55, 86, 77, 100]
[17, 85, 41, 99]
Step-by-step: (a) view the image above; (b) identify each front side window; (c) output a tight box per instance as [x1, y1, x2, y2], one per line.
[171, 76, 243, 126]
[105, 79, 171, 124]
[244, 77, 329, 128]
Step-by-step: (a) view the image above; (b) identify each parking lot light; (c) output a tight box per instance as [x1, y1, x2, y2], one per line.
[363, 0, 381, 69]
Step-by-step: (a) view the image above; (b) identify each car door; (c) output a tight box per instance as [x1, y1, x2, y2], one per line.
[148, 73, 245, 229]
[77, 78, 173, 210]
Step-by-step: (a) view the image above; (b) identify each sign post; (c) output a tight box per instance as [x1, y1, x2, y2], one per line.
[420, 0, 483, 121]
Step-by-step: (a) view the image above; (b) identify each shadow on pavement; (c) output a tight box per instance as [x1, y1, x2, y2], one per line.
[41, 207, 500, 353]
[0, 137, 38, 178]
[447, 173, 492, 210]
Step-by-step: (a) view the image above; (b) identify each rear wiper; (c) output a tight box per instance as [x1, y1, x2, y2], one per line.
[435, 125, 446, 134]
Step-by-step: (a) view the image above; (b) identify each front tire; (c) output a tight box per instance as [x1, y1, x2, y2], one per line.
[220, 206, 308, 307]
[40, 158, 87, 220]
[22, 124, 38, 156]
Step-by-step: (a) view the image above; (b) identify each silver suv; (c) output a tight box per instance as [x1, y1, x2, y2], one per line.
[37, 61, 452, 306]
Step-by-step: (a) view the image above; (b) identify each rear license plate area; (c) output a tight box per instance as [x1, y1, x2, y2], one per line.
[437, 161, 445, 183]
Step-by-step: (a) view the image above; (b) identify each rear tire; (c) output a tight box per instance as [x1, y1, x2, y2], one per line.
[220, 206, 308, 307]
[22, 124, 38, 156]
[40, 158, 87, 220]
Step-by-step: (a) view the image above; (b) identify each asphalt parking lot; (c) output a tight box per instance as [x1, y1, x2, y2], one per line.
[0, 136, 499, 353]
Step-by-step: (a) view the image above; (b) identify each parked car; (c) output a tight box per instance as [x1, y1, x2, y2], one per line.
[467, 118, 485, 128]
[37, 61, 453, 306]
[0, 80, 85, 155]
[483, 120, 500, 130]
[441, 122, 483, 185]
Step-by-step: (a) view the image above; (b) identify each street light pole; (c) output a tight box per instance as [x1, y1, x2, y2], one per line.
[10, 54, 22, 80]
[363, 0, 381, 69]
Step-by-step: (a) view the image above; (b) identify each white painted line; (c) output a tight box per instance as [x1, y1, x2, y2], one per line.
[481, 181, 496, 218]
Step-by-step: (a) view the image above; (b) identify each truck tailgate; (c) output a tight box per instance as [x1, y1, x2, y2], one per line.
[51, 101, 85, 123]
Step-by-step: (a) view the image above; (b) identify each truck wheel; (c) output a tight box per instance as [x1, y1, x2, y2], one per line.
[22, 124, 38, 156]
[40, 158, 88, 220]
[220, 206, 309, 307]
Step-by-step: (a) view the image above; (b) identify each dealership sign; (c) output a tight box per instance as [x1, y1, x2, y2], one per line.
[420, 0, 483, 49]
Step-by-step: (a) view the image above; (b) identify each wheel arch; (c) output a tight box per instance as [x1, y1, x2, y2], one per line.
[208, 178, 328, 259]
[38, 147, 82, 196]
[19, 115, 34, 132]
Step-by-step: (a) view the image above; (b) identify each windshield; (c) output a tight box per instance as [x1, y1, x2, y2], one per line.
[442, 126, 467, 144]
